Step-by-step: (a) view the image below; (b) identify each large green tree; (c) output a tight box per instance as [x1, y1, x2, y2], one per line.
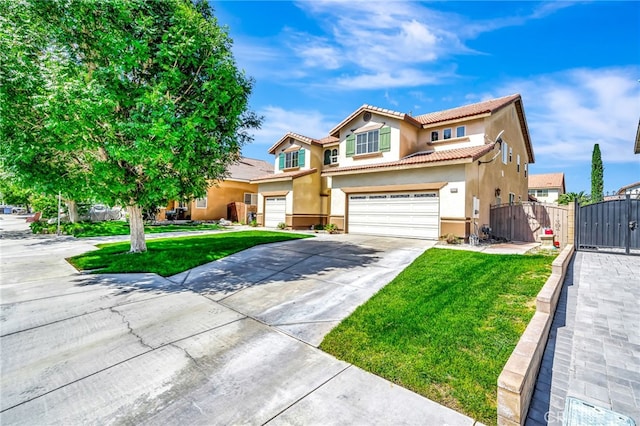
[0, 0, 260, 252]
[591, 143, 604, 203]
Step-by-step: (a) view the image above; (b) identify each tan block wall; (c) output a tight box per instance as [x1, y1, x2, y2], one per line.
[497, 244, 575, 425]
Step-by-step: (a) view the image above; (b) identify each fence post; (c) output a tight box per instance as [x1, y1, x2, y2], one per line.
[574, 199, 580, 248]
[626, 194, 631, 255]
[566, 202, 575, 249]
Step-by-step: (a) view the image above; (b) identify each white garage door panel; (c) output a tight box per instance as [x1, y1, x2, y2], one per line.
[348, 193, 439, 239]
[264, 197, 286, 228]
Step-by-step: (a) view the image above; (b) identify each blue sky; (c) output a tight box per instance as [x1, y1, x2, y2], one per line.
[213, 1, 640, 195]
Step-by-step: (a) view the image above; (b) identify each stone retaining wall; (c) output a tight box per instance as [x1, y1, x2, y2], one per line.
[497, 244, 575, 425]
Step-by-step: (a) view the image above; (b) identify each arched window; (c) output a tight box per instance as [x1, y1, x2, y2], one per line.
[324, 149, 331, 165]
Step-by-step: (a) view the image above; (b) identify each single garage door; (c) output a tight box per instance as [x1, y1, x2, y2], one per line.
[264, 197, 286, 228]
[348, 192, 439, 239]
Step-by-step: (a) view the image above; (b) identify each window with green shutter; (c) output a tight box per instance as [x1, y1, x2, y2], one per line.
[346, 134, 355, 157]
[298, 148, 305, 167]
[379, 127, 391, 152]
[278, 153, 285, 170]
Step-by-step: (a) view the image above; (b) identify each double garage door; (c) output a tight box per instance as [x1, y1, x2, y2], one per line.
[264, 197, 286, 228]
[348, 192, 439, 239]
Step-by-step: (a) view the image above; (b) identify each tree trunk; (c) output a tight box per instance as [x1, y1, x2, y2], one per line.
[128, 205, 147, 253]
[66, 200, 78, 223]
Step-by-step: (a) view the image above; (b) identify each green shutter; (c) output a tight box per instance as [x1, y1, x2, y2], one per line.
[346, 134, 355, 157]
[279, 153, 284, 169]
[380, 126, 391, 152]
[298, 148, 305, 167]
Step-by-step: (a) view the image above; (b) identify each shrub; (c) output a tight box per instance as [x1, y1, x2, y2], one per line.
[444, 233, 460, 244]
[324, 223, 338, 234]
[314, 223, 324, 231]
[277, 222, 286, 230]
[249, 220, 258, 227]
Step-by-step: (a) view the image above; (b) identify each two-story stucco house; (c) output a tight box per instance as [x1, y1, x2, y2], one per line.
[252, 94, 534, 240]
[528, 173, 566, 204]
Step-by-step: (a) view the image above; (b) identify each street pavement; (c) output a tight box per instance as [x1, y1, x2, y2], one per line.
[526, 251, 640, 425]
[0, 215, 478, 425]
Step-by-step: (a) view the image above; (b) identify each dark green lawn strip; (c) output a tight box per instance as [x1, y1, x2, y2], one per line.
[31, 220, 223, 237]
[319, 248, 553, 424]
[68, 231, 311, 276]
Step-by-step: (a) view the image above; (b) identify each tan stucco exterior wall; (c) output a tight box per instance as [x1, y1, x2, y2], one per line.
[466, 105, 531, 231]
[188, 180, 257, 221]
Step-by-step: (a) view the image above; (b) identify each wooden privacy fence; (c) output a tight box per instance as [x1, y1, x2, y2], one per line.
[490, 202, 572, 248]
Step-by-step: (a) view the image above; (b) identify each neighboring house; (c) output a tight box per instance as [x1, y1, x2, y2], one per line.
[158, 158, 273, 222]
[252, 94, 534, 240]
[528, 173, 566, 204]
[616, 181, 640, 199]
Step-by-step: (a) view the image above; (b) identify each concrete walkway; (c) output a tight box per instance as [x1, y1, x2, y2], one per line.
[0, 215, 479, 425]
[526, 251, 640, 425]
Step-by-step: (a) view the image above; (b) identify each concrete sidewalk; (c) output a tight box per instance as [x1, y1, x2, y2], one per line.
[1, 215, 479, 425]
[526, 252, 640, 425]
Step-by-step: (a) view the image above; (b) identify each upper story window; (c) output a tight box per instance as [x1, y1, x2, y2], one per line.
[524, 163, 528, 178]
[443, 128, 452, 139]
[324, 148, 338, 165]
[356, 130, 379, 155]
[285, 151, 298, 168]
[509, 147, 513, 162]
[456, 126, 465, 137]
[502, 141, 509, 164]
[431, 131, 439, 142]
[517, 154, 521, 173]
[279, 148, 305, 170]
[529, 189, 549, 197]
[346, 126, 390, 157]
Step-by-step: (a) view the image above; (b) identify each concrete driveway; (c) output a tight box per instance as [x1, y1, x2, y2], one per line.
[1, 215, 477, 425]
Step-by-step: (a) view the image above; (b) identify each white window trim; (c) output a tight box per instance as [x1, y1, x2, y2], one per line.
[502, 141, 509, 164]
[517, 154, 521, 173]
[356, 129, 379, 155]
[443, 128, 452, 140]
[244, 193, 258, 206]
[195, 198, 207, 209]
[285, 151, 299, 169]
[431, 131, 439, 142]
[456, 126, 465, 138]
[524, 163, 528, 178]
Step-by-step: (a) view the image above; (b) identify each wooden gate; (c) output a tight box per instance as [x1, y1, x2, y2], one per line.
[490, 203, 571, 248]
[576, 195, 640, 255]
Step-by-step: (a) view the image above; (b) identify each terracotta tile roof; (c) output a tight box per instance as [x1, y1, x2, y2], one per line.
[415, 94, 521, 125]
[322, 144, 496, 176]
[226, 157, 273, 182]
[528, 173, 565, 190]
[251, 168, 317, 183]
[267, 132, 320, 154]
[317, 136, 340, 145]
[329, 104, 421, 136]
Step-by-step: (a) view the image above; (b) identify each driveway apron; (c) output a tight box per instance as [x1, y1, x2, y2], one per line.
[1, 216, 475, 425]
[526, 251, 640, 425]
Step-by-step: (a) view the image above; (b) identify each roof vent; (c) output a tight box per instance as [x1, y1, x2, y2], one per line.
[363, 111, 372, 122]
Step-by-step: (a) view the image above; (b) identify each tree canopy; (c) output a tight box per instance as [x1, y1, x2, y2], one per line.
[0, 0, 260, 251]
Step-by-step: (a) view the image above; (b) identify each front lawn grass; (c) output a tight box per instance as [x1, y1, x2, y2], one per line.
[319, 248, 554, 424]
[31, 220, 222, 237]
[68, 230, 311, 276]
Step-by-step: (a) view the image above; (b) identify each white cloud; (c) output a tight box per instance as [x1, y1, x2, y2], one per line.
[250, 106, 334, 144]
[500, 66, 640, 165]
[332, 69, 442, 89]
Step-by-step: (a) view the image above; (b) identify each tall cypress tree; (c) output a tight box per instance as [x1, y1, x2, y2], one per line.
[591, 143, 604, 203]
